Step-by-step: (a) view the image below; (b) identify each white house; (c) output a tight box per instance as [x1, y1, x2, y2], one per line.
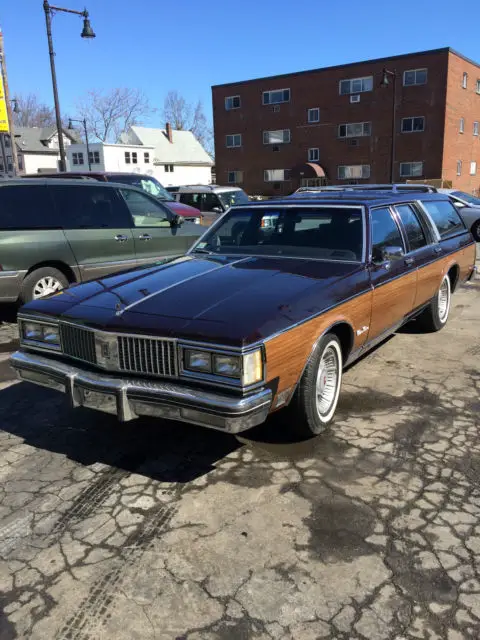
[15, 126, 78, 174]
[66, 141, 156, 174]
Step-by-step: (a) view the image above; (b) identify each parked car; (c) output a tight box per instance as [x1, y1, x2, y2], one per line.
[22, 172, 203, 225]
[170, 185, 250, 224]
[437, 189, 480, 241]
[10, 189, 476, 437]
[0, 179, 202, 303]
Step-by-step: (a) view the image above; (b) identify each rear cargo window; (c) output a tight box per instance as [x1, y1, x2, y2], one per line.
[0, 185, 58, 229]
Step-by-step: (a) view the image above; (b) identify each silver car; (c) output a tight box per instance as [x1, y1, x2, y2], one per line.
[437, 189, 480, 241]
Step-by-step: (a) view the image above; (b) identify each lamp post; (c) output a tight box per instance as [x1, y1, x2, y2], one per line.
[380, 67, 397, 183]
[69, 117, 91, 170]
[43, 1, 95, 172]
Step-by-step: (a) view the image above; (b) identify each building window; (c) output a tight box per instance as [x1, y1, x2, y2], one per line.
[338, 122, 371, 138]
[88, 151, 100, 164]
[262, 89, 290, 105]
[225, 95, 241, 110]
[470, 161, 477, 175]
[226, 134, 242, 148]
[403, 68, 428, 86]
[263, 129, 290, 144]
[308, 148, 319, 162]
[339, 76, 373, 95]
[264, 169, 290, 182]
[400, 162, 424, 177]
[125, 151, 131, 164]
[474, 122, 479, 136]
[308, 108, 320, 123]
[477, 80, 480, 94]
[228, 170, 243, 184]
[401, 117, 425, 133]
[72, 152, 84, 166]
[457, 160, 462, 176]
[463, 72, 468, 89]
[338, 165, 370, 179]
[164, 164, 174, 172]
[460, 118, 465, 134]
[144, 152, 150, 163]
[132, 152, 138, 164]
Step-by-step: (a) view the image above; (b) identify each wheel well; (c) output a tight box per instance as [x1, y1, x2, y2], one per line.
[25, 261, 77, 284]
[447, 264, 460, 293]
[328, 322, 355, 363]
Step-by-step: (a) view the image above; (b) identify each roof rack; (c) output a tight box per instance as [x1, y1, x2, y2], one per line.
[294, 183, 437, 195]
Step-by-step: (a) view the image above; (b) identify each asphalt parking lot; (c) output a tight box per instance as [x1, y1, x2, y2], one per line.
[1, 272, 480, 640]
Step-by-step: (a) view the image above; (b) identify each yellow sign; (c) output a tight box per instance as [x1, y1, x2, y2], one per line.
[0, 74, 10, 133]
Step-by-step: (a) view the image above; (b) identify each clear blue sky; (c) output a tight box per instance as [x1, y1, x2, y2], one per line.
[1, 0, 478, 127]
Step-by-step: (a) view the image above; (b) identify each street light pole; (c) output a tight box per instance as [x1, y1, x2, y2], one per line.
[43, 1, 95, 173]
[380, 68, 397, 183]
[69, 117, 91, 170]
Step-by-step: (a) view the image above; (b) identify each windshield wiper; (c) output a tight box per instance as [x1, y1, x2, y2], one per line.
[192, 247, 213, 254]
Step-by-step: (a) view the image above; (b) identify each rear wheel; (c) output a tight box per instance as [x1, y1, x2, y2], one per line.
[20, 267, 69, 303]
[471, 219, 480, 242]
[290, 333, 343, 437]
[416, 274, 451, 332]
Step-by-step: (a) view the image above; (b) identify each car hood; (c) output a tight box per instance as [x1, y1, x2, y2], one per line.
[23, 255, 365, 347]
[163, 200, 201, 218]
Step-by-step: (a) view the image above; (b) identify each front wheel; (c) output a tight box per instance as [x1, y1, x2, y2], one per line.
[416, 274, 451, 332]
[471, 219, 480, 242]
[290, 333, 343, 437]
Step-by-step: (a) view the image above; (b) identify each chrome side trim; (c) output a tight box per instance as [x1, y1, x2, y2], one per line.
[0, 270, 27, 278]
[77, 258, 138, 272]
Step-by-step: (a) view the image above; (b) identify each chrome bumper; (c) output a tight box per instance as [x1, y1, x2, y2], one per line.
[9, 350, 272, 434]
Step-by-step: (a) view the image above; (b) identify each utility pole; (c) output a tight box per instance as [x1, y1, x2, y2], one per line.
[0, 27, 19, 175]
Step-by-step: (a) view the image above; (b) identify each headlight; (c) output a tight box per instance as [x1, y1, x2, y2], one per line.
[183, 347, 263, 386]
[213, 354, 241, 377]
[20, 320, 60, 349]
[184, 350, 211, 372]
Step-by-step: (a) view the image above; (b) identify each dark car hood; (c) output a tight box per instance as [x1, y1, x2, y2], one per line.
[163, 200, 201, 218]
[23, 255, 365, 347]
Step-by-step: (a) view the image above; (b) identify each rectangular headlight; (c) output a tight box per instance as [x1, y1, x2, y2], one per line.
[21, 320, 60, 349]
[23, 322, 44, 341]
[242, 350, 263, 386]
[213, 354, 241, 377]
[184, 349, 211, 373]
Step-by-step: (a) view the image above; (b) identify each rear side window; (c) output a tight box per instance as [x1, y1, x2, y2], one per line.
[394, 204, 428, 251]
[422, 200, 466, 238]
[370, 207, 404, 260]
[0, 185, 58, 229]
[51, 185, 131, 229]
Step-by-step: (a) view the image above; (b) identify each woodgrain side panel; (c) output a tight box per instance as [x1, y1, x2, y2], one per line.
[265, 289, 372, 400]
[369, 271, 417, 341]
[458, 243, 476, 281]
[414, 259, 445, 308]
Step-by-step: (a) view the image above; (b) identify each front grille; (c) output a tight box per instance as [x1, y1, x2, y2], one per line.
[60, 323, 96, 365]
[117, 336, 177, 377]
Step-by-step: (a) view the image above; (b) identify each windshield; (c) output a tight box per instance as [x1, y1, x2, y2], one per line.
[451, 191, 480, 206]
[217, 190, 250, 208]
[191, 206, 364, 262]
[108, 174, 174, 201]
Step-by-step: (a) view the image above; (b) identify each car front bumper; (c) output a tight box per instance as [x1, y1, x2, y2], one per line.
[9, 350, 273, 434]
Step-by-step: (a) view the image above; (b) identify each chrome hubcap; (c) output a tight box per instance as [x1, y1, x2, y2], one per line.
[33, 277, 63, 299]
[438, 278, 450, 323]
[316, 346, 339, 416]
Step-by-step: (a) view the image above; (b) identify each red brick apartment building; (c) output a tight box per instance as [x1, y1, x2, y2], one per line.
[212, 48, 480, 196]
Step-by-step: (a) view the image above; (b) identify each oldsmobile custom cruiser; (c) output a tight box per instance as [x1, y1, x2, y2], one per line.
[10, 189, 476, 437]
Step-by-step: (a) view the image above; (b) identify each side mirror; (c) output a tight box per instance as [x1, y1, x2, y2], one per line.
[172, 214, 184, 227]
[452, 201, 465, 209]
[212, 206, 223, 214]
[372, 245, 404, 265]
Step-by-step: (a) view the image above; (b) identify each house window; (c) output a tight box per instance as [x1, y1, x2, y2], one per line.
[477, 80, 480, 94]
[308, 108, 320, 123]
[308, 148, 319, 162]
[132, 152, 138, 164]
[228, 170, 243, 184]
[225, 95, 241, 110]
[401, 117, 425, 133]
[457, 160, 462, 175]
[125, 151, 131, 164]
[470, 161, 477, 175]
[400, 162, 424, 177]
[164, 164, 174, 172]
[72, 152, 84, 166]
[338, 122, 371, 138]
[144, 152, 150, 163]
[463, 72, 468, 89]
[474, 122, 479, 136]
[338, 165, 370, 179]
[460, 118, 465, 134]
[262, 89, 290, 105]
[226, 134, 242, 148]
[88, 151, 100, 164]
[264, 169, 290, 182]
[403, 68, 428, 86]
[263, 129, 290, 144]
[339, 76, 373, 95]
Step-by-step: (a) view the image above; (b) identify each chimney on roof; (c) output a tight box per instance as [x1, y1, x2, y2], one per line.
[166, 122, 173, 143]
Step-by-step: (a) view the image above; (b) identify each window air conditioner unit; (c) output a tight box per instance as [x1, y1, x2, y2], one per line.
[348, 138, 359, 146]
[273, 105, 280, 112]
[350, 95, 360, 103]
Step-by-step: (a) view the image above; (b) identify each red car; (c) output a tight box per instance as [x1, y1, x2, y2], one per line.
[23, 171, 204, 225]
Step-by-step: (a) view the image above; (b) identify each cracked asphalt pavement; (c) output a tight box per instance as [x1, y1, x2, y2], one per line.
[1, 272, 480, 640]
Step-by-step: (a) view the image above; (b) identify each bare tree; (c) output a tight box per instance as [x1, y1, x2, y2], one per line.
[163, 90, 213, 157]
[76, 88, 152, 143]
[13, 93, 56, 128]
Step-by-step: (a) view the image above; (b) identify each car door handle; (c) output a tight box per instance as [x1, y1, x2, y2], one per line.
[138, 234, 152, 241]
[404, 257, 415, 266]
[115, 234, 128, 243]
[433, 246, 443, 254]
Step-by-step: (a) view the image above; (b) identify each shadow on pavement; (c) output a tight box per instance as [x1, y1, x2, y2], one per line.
[0, 304, 19, 325]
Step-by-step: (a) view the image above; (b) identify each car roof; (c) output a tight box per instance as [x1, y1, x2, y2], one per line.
[0, 177, 148, 192]
[231, 191, 452, 208]
[176, 184, 243, 193]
